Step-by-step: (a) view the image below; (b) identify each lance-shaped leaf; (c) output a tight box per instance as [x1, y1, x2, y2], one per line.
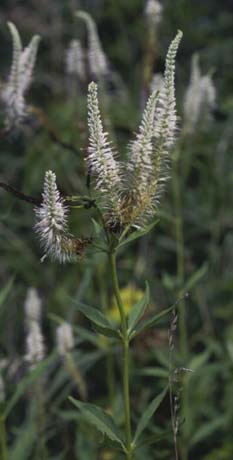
[130, 304, 175, 340]
[69, 398, 126, 451]
[133, 386, 168, 445]
[4, 353, 55, 419]
[70, 298, 120, 339]
[118, 219, 159, 249]
[127, 283, 150, 335]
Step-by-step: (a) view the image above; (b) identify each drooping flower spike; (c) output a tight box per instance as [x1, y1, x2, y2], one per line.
[76, 11, 108, 80]
[1, 22, 40, 129]
[183, 54, 216, 134]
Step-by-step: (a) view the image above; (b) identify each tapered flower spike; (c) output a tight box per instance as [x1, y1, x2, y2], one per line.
[34, 171, 77, 263]
[145, 0, 163, 25]
[124, 31, 183, 225]
[66, 39, 85, 81]
[150, 30, 183, 199]
[56, 322, 74, 356]
[183, 54, 216, 134]
[124, 89, 160, 223]
[25, 321, 45, 369]
[76, 11, 108, 79]
[150, 73, 164, 94]
[1, 22, 40, 129]
[24, 288, 42, 323]
[87, 81, 122, 217]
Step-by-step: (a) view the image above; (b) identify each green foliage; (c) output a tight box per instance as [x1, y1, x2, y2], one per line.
[69, 398, 126, 451]
[133, 386, 168, 446]
[0, 0, 232, 459]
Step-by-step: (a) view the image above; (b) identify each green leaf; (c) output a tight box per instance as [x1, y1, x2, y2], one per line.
[183, 262, 208, 292]
[92, 323, 120, 339]
[48, 313, 100, 346]
[136, 430, 170, 448]
[127, 283, 150, 335]
[4, 354, 55, 419]
[190, 416, 226, 446]
[92, 218, 103, 237]
[0, 277, 14, 316]
[69, 398, 125, 451]
[133, 386, 168, 445]
[188, 350, 210, 372]
[118, 220, 159, 249]
[8, 417, 37, 460]
[130, 305, 174, 340]
[70, 298, 120, 339]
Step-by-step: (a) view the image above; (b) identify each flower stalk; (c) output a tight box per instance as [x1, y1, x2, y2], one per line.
[109, 251, 133, 459]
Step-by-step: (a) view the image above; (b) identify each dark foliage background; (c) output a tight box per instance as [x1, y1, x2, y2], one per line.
[0, 1, 232, 459]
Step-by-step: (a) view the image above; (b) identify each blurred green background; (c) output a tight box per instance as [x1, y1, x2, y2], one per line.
[0, 1, 233, 459]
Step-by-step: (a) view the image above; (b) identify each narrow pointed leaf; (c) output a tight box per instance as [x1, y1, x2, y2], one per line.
[183, 262, 208, 292]
[69, 398, 125, 450]
[127, 282, 150, 335]
[4, 353, 55, 418]
[131, 305, 174, 339]
[118, 220, 159, 249]
[137, 430, 170, 448]
[0, 277, 14, 315]
[133, 386, 168, 445]
[70, 298, 119, 338]
[93, 323, 121, 339]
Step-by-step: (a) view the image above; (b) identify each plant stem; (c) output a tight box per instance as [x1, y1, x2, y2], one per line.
[172, 150, 188, 360]
[0, 415, 7, 460]
[109, 251, 133, 460]
[98, 262, 115, 404]
[173, 147, 190, 460]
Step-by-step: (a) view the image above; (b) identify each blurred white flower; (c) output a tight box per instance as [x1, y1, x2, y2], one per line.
[145, 0, 163, 25]
[1, 22, 40, 129]
[183, 54, 216, 134]
[25, 321, 45, 369]
[56, 322, 74, 356]
[66, 39, 85, 81]
[76, 11, 108, 79]
[24, 287, 42, 322]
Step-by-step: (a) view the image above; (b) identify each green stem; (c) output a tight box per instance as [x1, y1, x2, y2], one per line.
[0, 415, 7, 460]
[109, 251, 133, 459]
[98, 263, 115, 405]
[172, 151, 188, 360]
[173, 146, 190, 460]
[65, 353, 87, 401]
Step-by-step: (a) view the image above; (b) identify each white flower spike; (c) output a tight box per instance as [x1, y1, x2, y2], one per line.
[56, 322, 74, 356]
[145, 0, 163, 25]
[24, 287, 42, 323]
[25, 321, 45, 368]
[2, 22, 40, 129]
[76, 11, 108, 79]
[87, 81, 122, 217]
[34, 171, 76, 263]
[183, 54, 216, 134]
[66, 39, 85, 81]
[124, 30, 183, 224]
